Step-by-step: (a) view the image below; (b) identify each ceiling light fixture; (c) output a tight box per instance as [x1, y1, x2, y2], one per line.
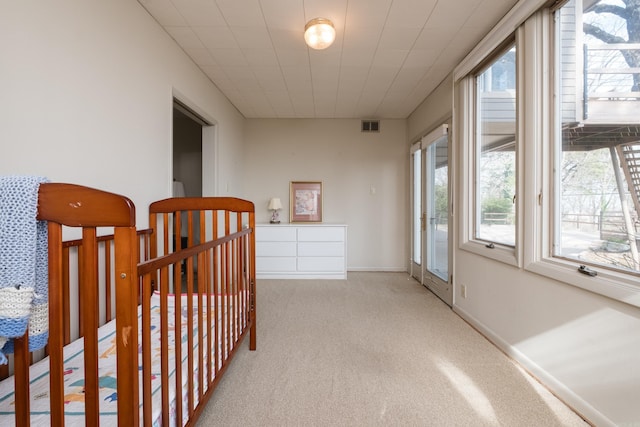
[304, 18, 336, 50]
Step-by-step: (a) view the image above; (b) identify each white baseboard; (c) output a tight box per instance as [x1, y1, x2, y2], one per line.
[453, 305, 615, 427]
[347, 267, 407, 272]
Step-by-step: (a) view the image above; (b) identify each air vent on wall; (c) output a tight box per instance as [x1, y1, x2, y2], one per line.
[361, 120, 380, 133]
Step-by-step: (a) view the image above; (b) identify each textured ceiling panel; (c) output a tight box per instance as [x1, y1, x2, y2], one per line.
[138, 0, 518, 119]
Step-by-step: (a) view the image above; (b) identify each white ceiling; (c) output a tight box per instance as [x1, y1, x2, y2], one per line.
[138, 0, 518, 119]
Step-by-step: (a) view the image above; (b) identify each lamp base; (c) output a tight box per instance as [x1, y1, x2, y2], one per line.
[270, 209, 281, 224]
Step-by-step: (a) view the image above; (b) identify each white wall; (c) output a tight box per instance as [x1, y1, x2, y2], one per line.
[244, 119, 408, 271]
[408, 75, 453, 143]
[453, 251, 640, 427]
[0, 0, 245, 228]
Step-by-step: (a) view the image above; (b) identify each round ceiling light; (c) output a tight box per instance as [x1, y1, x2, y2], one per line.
[304, 18, 336, 50]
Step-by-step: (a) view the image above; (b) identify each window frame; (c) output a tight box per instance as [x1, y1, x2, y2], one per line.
[453, 0, 551, 268]
[474, 42, 519, 249]
[456, 34, 521, 268]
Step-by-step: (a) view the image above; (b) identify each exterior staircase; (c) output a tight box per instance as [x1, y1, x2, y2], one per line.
[616, 143, 640, 217]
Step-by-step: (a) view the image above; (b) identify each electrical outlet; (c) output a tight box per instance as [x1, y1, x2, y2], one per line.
[460, 284, 467, 298]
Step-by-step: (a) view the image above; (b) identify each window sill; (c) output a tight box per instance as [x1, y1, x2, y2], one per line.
[460, 240, 519, 268]
[525, 258, 640, 308]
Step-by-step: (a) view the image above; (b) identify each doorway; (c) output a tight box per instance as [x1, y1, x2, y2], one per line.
[172, 100, 207, 198]
[411, 124, 452, 306]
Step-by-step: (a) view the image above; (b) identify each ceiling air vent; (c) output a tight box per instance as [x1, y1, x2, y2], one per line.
[361, 120, 380, 133]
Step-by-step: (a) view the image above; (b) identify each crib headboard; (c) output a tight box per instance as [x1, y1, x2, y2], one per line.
[37, 183, 135, 227]
[21, 183, 140, 426]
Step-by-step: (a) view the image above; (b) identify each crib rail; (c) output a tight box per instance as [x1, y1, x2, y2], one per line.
[142, 197, 256, 426]
[0, 229, 151, 381]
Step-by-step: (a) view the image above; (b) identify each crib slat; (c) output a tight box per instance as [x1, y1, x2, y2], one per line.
[81, 227, 100, 426]
[163, 213, 170, 255]
[48, 222, 65, 426]
[197, 212, 206, 402]
[197, 251, 204, 403]
[62, 246, 71, 345]
[225, 212, 231, 361]
[159, 266, 170, 426]
[205, 247, 213, 386]
[212, 211, 219, 378]
[141, 272, 152, 427]
[186, 252, 195, 417]
[234, 237, 239, 345]
[220, 245, 226, 367]
[213, 245, 220, 378]
[173, 259, 183, 425]
[78, 245, 84, 340]
[241, 233, 248, 332]
[105, 241, 112, 322]
[225, 239, 231, 363]
[184, 209, 194, 419]
[13, 334, 30, 427]
[114, 226, 140, 427]
[148, 214, 158, 265]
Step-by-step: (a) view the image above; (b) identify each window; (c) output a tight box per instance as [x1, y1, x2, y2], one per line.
[475, 45, 517, 247]
[453, 0, 640, 302]
[554, 0, 640, 276]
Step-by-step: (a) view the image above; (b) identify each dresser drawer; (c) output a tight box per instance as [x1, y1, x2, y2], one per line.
[298, 257, 344, 272]
[256, 256, 297, 272]
[256, 241, 296, 257]
[297, 226, 344, 242]
[256, 226, 296, 242]
[298, 241, 344, 257]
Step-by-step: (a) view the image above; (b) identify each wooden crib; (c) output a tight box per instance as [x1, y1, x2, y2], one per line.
[0, 183, 256, 426]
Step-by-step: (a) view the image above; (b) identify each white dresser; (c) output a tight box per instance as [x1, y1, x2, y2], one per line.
[255, 224, 347, 279]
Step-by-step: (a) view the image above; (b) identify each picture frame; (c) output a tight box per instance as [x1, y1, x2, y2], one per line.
[290, 181, 323, 223]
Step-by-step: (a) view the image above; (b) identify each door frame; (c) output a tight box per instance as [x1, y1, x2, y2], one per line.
[410, 124, 453, 306]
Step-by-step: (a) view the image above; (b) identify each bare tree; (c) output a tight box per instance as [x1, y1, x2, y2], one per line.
[583, 0, 640, 91]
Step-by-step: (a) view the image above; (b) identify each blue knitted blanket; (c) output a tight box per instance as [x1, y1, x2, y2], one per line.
[0, 176, 49, 364]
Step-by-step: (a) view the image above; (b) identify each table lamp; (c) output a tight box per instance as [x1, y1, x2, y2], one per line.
[268, 197, 283, 224]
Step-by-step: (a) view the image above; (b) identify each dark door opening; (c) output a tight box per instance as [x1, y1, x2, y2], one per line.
[172, 100, 207, 198]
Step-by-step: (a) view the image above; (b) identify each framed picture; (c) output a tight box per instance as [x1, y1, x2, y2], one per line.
[290, 181, 323, 223]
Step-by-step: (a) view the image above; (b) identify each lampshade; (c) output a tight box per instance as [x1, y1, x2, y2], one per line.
[268, 197, 283, 210]
[304, 18, 335, 50]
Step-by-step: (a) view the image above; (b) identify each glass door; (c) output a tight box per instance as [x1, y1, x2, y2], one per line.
[410, 142, 424, 281]
[425, 133, 451, 305]
[411, 125, 452, 306]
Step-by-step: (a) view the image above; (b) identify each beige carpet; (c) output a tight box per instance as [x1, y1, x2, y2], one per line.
[198, 272, 589, 426]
